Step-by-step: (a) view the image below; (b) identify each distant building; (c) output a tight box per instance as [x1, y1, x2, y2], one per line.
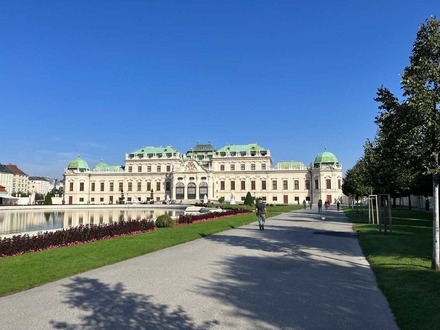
[64, 143, 343, 205]
[6, 164, 29, 195]
[29, 176, 55, 195]
[0, 164, 13, 194]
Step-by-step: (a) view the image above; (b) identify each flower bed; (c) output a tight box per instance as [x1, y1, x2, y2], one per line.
[177, 208, 249, 225]
[0, 219, 155, 258]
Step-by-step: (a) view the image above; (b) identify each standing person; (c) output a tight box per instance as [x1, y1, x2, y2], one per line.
[318, 199, 323, 213]
[336, 200, 341, 211]
[303, 200, 307, 209]
[309, 201, 312, 209]
[255, 198, 268, 230]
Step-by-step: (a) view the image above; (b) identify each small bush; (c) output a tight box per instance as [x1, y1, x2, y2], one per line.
[155, 214, 174, 228]
[218, 197, 225, 204]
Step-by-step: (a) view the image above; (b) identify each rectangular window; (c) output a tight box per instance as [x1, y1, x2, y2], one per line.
[273, 196, 278, 201]
[110, 182, 114, 192]
[79, 197, 84, 202]
[262, 163, 266, 170]
[80, 182, 84, 191]
[220, 164, 225, 171]
[138, 166, 142, 172]
[147, 182, 151, 191]
[230, 164, 235, 171]
[91, 183, 95, 192]
[241, 181, 246, 190]
[100, 182, 104, 191]
[137, 182, 142, 191]
[119, 182, 123, 192]
[70, 182, 74, 191]
[241, 164, 245, 171]
[294, 180, 299, 190]
[305, 180, 310, 190]
[100, 197, 104, 202]
[157, 165, 161, 172]
[220, 181, 225, 190]
[166, 165, 171, 172]
[251, 164, 256, 170]
[128, 166, 132, 173]
[156, 182, 161, 191]
[338, 179, 341, 189]
[283, 180, 288, 190]
[231, 181, 236, 190]
[272, 180, 277, 190]
[262, 180, 266, 190]
[315, 179, 319, 189]
[147, 166, 152, 173]
[251, 180, 256, 190]
[128, 182, 132, 191]
[326, 179, 331, 189]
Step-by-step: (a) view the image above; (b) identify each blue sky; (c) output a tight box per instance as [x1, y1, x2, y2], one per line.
[1, 1, 438, 179]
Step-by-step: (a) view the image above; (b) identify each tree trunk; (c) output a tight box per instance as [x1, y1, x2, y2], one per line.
[408, 194, 412, 210]
[432, 176, 439, 270]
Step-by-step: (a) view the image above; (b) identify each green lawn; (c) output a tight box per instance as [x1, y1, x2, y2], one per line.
[344, 207, 440, 330]
[0, 204, 300, 297]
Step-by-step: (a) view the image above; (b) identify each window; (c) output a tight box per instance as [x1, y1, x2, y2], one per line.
[230, 181, 235, 190]
[147, 166, 152, 172]
[100, 182, 104, 191]
[220, 181, 225, 190]
[338, 179, 341, 189]
[241, 164, 245, 171]
[156, 182, 161, 191]
[110, 182, 114, 192]
[326, 179, 331, 189]
[199, 182, 208, 199]
[273, 196, 278, 202]
[137, 182, 142, 191]
[262, 163, 266, 170]
[128, 182, 132, 191]
[305, 180, 310, 190]
[80, 182, 84, 191]
[166, 165, 171, 172]
[157, 165, 161, 172]
[272, 180, 277, 190]
[230, 164, 235, 171]
[283, 180, 288, 190]
[251, 163, 256, 170]
[220, 164, 225, 171]
[294, 180, 299, 190]
[119, 182, 123, 192]
[128, 166, 132, 173]
[187, 183, 196, 199]
[70, 182, 74, 191]
[314, 179, 319, 189]
[251, 181, 256, 190]
[79, 197, 84, 202]
[241, 181, 246, 190]
[138, 165, 142, 172]
[100, 197, 104, 203]
[262, 180, 267, 190]
[176, 182, 184, 199]
[147, 182, 151, 191]
[91, 183, 95, 192]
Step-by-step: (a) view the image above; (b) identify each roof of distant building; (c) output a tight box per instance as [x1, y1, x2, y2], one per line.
[217, 143, 267, 153]
[187, 142, 217, 154]
[68, 156, 90, 170]
[313, 150, 339, 165]
[0, 164, 13, 174]
[6, 164, 28, 176]
[130, 146, 179, 155]
[274, 161, 307, 170]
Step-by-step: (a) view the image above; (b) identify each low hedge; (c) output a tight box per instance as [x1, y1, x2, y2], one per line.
[177, 208, 249, 225]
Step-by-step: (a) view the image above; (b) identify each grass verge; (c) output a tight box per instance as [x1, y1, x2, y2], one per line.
[344, 207, 440, 330]
[0, 204, 300, 297]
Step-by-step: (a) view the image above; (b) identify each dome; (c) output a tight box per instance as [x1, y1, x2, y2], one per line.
[68, 156, 89, 171]
[93, 161, 108, 171]
[313, 151, 339, 165]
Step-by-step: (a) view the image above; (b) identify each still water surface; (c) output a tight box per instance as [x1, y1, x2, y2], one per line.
[0, 207, 185, 237]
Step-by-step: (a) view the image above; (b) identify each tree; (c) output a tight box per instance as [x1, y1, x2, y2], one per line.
[244, 192, 254, 206]
[400, 17, 440, 269]
[43, 193, 52, 205]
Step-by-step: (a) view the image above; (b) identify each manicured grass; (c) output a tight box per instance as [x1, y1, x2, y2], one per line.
[344, 207, 440, 330]
[0, 205, 300, 297]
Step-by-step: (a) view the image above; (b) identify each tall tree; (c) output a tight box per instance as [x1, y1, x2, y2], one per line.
[400, 17, 440, 269]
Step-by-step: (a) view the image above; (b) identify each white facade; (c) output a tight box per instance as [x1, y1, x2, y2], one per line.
[64, 144, 343, 206]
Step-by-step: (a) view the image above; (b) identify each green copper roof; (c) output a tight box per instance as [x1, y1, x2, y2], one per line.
[313, 151, 339, 164]
[131, 146, 179, 155]
[274, 161, 306, 169]
[217, 143, 266, 153]
[93, 161, 124, 172]
[68, 156, 89, 170]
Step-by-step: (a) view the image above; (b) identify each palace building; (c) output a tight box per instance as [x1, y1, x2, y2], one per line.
[63, 143, 343, 205]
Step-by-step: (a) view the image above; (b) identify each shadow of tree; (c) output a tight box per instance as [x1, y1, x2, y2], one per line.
[50, 277, 218, 330]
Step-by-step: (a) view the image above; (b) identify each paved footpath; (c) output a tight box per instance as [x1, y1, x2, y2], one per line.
[0, 207, 398, 330]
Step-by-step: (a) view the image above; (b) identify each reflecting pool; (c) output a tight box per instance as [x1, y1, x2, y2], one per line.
[0, 207, 185, 237]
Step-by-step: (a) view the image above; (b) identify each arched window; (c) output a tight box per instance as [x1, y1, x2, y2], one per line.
[199, 182, 208, 199]
[176, 182, 184, 200]
[187, 182, 196, 199]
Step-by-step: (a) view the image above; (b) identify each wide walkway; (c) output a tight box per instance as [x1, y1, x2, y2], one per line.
[0, 207, 398, 329]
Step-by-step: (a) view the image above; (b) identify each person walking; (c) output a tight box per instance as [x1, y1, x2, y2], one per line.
[303, 200, 307, 209]
[255, 198, 268, 230]
[318, 199, 323, 213]
[336, 200, 341, 211]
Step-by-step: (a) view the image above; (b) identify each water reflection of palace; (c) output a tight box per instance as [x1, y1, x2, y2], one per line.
[0, 208, 183, 236]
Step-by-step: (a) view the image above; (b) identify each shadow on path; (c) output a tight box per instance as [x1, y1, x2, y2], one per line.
[50, 277, 219, 330]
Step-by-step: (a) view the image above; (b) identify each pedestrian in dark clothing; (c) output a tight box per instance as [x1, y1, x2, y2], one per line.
[255, 199, 268, 230]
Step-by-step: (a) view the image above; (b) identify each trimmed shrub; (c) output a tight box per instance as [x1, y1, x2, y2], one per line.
[155, 214, 174, 228]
